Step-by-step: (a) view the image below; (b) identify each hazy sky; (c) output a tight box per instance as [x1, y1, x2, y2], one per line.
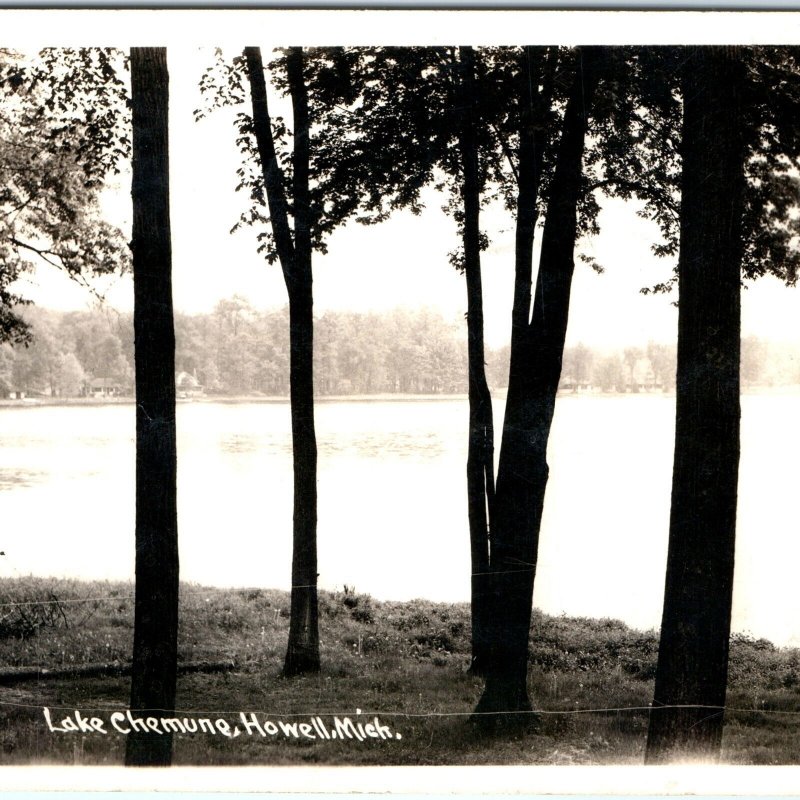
[13, 41, 800, 350]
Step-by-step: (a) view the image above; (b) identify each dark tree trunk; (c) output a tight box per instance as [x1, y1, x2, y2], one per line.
[126, 47, 179, 768]
[284, 48, 319, 675]
[244, 46, 320, 675]
[475, 47, 604, 724]
[507, 46, 552, 366]
[284, 274, 319, 675]
[645, 47, 746, 764]
[455, 45, 494, 677]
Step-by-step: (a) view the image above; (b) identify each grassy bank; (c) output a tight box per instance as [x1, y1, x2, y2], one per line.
[0, 577, 798, 765]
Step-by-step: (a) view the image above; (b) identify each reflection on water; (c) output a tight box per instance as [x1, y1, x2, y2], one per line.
[220, 426, 445, 459]
[220, 434, 279, 455]
[0, 468, 47, 490]
[0, 395, 799, 647]
[320, 430, 445, 459]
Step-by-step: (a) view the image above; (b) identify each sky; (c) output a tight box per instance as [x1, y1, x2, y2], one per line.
[12, 44, 800, 352]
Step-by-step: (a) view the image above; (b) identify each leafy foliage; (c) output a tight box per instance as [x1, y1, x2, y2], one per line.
[739, 46, 800, 285]
[0, 48, 131, 345]
[19, 48, 131, 186]
[198, 47, 378, 264]
[202, 44, 800, 293]
[600, 46, 800, 293]
[587, 47, 682, 280]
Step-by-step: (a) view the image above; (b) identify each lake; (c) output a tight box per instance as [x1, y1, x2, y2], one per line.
[1, 393, 798, 646]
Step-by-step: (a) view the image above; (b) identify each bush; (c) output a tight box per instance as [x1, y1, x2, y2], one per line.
[393, 608, 432, 631]
[340, 586, 375, 624]
[352, 604, 375, 624]
[529, 614, 658, 679]
[0, 588, 69, 640]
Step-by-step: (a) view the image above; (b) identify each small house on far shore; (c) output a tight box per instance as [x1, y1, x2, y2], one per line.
[626, 357, 662, 393]
[86, 378, 123, 398]
[176, 371, 204, 399]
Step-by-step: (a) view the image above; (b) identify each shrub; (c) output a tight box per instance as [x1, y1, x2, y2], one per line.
[0, 588, 69, 640]
[352, 604, 375, 624]
[340, 587, 376, 624]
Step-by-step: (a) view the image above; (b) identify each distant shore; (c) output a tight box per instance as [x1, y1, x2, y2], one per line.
[0, 393, 477, 408]
[3, 384, 800, 409]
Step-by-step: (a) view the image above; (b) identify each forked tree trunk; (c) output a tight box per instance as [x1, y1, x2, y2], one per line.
[475, 47, 605, 724]
[456, 45, 494, 676]
[126, 46, 179, 767]
[465, 45, 553, 681]
[645, 46, 746, 764]
[244, 46, 320, 675]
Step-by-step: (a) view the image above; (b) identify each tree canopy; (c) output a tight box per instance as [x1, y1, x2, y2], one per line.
[0, 48, 130, 346]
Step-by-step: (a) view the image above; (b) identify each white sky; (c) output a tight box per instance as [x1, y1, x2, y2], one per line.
[11, 30, 800, 351]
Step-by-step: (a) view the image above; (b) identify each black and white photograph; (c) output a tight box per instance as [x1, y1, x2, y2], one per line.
[1, 7, 800, 788]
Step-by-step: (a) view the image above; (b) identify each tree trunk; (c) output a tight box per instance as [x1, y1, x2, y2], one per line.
[244, 46, 320, 675]
[507, 46, 552, 363]
[475, 47, 604, 724]
[284, 275, 319, 674]
[645, 46, 746, 764]
[455, 45, 494, 676]
[467, 44, 551, 689]
[126, 47, 179, 768]
[283, 46, 320, 676]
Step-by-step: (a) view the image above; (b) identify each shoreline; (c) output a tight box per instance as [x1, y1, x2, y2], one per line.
[2, 384, 800, 409]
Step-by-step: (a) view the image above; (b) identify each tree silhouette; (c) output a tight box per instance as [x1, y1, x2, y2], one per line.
[645, 45, 800, 764]
[200, 43, 441, 673]
[126, 46, 179, 767]
[197, 46, 370, 674]
[336, 45, 658, 702]
[243, 46, 320, 675]
[329, 45, 514, 673]
[454, 46, 495, 675]
[475, 46, 608, 722]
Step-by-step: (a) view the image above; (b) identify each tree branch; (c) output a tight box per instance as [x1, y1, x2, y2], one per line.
[10, 236, 108, 303]
[490, 122, 520, 185]
[243, 47, 296, 286]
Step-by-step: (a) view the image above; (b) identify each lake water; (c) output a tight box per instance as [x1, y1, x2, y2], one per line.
[1, 393, 799, 646]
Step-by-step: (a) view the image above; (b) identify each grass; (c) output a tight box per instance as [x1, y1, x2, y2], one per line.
[0, 577, 799, 765]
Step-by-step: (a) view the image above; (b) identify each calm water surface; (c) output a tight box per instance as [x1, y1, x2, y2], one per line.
[0, 394, 797, 646]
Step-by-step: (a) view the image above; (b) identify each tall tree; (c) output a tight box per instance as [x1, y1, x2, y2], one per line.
[336, 46, 524, 672]
[455, 46, 494, 675]
[633, 45, 800, 763]
[126, 46, 179, 767]
[474, 47, 607, 721]
[332, 46, 620, 691]
[200, 46, 384, 673]
[243, 46, 319, 675]
[644, 46, 747, 764]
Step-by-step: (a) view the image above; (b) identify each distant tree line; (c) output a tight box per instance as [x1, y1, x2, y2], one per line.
[561, 337, 792, 393]
[2, 302, 795, 399]
[180, 298, 472, 396]
[0, 302, 469, 397]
